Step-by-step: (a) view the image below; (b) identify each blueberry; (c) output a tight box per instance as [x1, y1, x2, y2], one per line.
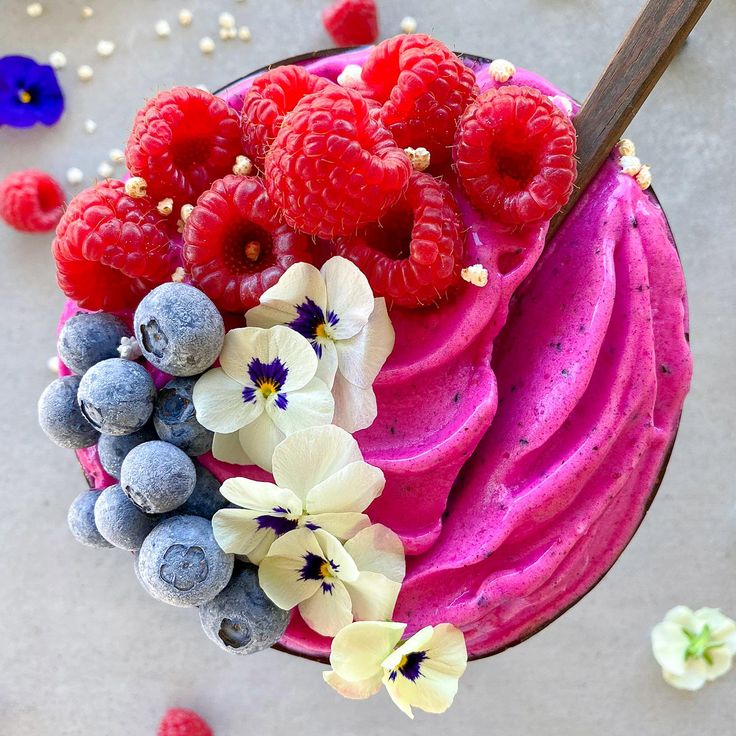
[38, 375, 99, 449]
[58, 312, 129, 376]
[94, 483, 159, 551]
[97, 424, 158, 479]
[137, 515, 234, 607]
[199, 565, 290, 655]
[177, 463, 228, 520]
[67, 490, 113, 548]
[77, 358, 155, 436]
[120, 440, 196, 513]
[134, 283, 224, 377]
[153, 377, 213, 456]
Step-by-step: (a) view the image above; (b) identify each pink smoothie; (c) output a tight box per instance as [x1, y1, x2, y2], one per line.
[62, 48, 691, 661]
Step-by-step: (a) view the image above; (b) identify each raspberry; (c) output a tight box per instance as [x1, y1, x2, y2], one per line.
[0, 169, 64, 232]
[126, 86, 243, 207]
[333, 171, 463, 307]
[357, 34, 478, 165]
[265, 85, 411, 239]
[323, 0, 379, 46]
[53, 180, 176, 311]
[157, 708, 212, 736]
[183, 174, 312, 312]
[455, 85, 577, 225]
[241, 65, 332, 169]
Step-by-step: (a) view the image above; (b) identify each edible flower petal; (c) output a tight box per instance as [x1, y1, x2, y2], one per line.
[259, 525, 403, 637]
[212, 424, 384, 563]
[246, 256, 395, 432]
[323, 620, 468, 718]
[0, 55, 64, 128]
[651, 606, 736, 690]
[193, 326, 334, 471]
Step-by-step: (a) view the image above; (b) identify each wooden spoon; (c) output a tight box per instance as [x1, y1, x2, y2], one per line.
[547, 0, 712, 238]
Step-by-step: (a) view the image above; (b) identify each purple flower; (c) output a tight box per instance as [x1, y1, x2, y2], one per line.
[0, 55, 64, 128]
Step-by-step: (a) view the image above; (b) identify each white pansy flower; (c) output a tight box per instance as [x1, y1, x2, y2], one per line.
[652, 606, 736, 690]
[259, 525, 404, 637]
[246, 256, 395, 433]
[193, 326, 334, 472]
[212, 425, 384, 563]
[324, 620, 468, 718]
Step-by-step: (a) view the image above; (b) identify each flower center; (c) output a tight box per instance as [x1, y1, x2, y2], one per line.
[684, 625, 724, 665]
[18, 89, 32, 104]
[288, 297, 339, 358]
[389, 650, 427, 682]
[242, 357, 289, 410]
[299, 552, 339, 593]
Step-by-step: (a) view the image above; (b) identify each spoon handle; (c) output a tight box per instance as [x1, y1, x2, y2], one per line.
[548, 0, 712, 238]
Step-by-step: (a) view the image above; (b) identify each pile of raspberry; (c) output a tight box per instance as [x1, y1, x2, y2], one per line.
[51, 34, 576, 313]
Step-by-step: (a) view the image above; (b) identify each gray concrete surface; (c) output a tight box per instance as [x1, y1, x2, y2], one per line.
[1, 1, 734, 734]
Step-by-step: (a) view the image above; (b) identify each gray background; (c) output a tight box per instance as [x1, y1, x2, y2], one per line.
[1, 0, 734, 733]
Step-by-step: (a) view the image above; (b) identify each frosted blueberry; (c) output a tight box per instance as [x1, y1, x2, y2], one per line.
[134, 283, 225, 377]
[67, 490, 113, 548]
[77, 359, 156, 436]
[120, 440, 196, 513]
[57, 312, 129, 376]
[177, 463, 228, 520]
[38, 376, 99, 449]
[137, 515, 234, 607]
[199, 565, 290, 655]
[97, 424, 157, 479]
[153, 377, 213, 456]
[94, 483, 159, 551]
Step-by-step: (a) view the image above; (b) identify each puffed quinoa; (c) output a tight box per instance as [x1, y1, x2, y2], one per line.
[404, 147, 431, 172]
[232, 155, 253, 176]
[461, 264, 489, 287]
[400, 16, 417, 34]
[77, 64, 94, 82]
[125, 177, 148, 198]
[155, 19, 172, 37]
[157, 198, 174, 216]
[489, 58, 516, 83]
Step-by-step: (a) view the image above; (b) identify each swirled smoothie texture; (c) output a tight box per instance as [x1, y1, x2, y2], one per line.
[62, 50, 691, 660]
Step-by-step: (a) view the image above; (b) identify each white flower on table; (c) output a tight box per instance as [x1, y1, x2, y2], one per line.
[258, 525, 404, 638]
[323, 620, 468, 718]
[212, 424, 385, 564]
[651, 606, 736, 690]
[192, 325, 334, 472]
[246, 256, 395, 433]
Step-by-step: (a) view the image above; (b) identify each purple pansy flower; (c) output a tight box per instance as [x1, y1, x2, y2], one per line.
[0, 55, 64, 128]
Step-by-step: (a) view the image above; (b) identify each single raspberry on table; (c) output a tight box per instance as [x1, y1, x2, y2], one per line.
[126, 86, 243, 207]
[356, 34, 478, 165]
[157, 707, 212, 736]
[333, 170, 464, 308]
[53, 179, 176, 311]
[0, 169, 65, 232]
[265, 85, 412, 239]
[323, 0, 379, 46]
[183, 174, 312, 312]
[454, 85, 577, 225]
[241, 64, 332, 169]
